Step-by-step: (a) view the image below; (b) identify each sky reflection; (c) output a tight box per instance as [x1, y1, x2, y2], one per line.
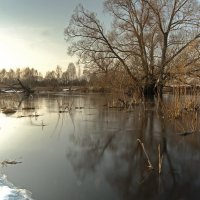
[0, 94, 200, 199]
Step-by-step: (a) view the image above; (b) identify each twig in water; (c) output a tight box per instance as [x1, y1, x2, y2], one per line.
[1, 160, 22, 167]
[137, 139, 154, 170]
[158, 144, 163, 174]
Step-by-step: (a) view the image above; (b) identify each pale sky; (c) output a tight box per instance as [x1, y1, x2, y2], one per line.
[0, 0, 105, 74]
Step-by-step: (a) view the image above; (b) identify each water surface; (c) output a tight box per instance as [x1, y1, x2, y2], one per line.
[0, 93, 200, 200]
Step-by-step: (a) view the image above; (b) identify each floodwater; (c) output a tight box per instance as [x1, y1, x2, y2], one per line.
[0, 93, 200, 200]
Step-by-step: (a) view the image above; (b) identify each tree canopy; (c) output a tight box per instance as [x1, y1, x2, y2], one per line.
[65, 0, 200, 96]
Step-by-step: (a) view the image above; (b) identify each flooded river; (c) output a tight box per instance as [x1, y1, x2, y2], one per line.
[0, 93, 200, 200]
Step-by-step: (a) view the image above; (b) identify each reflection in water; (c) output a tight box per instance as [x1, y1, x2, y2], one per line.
[0, 94, 200, 199]
[66, 99, 200, 200]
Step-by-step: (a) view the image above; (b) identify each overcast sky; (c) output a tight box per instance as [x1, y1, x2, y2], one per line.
[0, 0, 105, 74]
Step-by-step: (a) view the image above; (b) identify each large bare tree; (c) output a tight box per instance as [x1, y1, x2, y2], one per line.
[65, 0, 200, 97]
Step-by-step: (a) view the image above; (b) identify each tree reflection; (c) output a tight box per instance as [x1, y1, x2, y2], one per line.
[66, 100, 200, 200]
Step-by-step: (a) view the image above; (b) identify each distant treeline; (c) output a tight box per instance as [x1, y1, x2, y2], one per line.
[0, 63, 89, 89]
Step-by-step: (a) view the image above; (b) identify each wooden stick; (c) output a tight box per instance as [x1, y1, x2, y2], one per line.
[137, 139, 154, 170]
[158, 144, 163, 174]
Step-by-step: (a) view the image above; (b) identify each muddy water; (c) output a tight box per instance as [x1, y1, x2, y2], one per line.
[0, 93, 200, 200]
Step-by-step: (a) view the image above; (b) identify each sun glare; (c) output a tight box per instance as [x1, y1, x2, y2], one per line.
[0, 32, 29, 69]
[0, 28, 76, 74]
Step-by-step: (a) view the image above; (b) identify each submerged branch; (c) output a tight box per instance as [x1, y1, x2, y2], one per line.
[0, 160, 22, 167]
[137, 139, 154, 170]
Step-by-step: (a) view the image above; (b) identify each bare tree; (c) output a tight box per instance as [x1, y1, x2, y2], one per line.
[142, 0, 200, 93]
[65, 0, 200, 97]
[67, 62, 77, 81]
[55, 65, 63, 81]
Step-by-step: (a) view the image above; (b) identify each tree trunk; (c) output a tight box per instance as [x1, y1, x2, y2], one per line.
[17, 79, 34, 96]
[143, 83, 156, 99]
[143, 80, 163, 99]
